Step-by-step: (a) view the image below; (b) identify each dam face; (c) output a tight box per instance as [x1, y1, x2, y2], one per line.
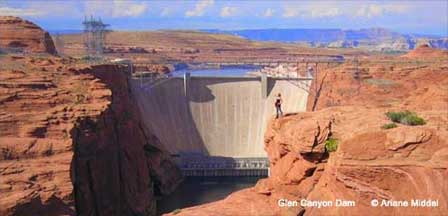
[131, 74, 311, 159]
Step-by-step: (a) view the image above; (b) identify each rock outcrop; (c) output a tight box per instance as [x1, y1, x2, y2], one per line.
[169, 106, 447, 215]
[0, 16, 57, 55]
[402, 44, 448, 59]
[166, 57, 448, 216]
[306, 57, 448, 111]
[0, 56, 182, 215]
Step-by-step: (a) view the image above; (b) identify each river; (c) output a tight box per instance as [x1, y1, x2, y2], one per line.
[157, 176, 263, 215]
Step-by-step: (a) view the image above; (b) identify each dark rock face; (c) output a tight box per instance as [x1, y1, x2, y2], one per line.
[0, 16, 57, 55]
[72, 65, 182, 216]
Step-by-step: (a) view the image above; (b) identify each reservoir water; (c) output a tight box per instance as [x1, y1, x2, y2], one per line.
[157, 176, 262, 215]
[172, 66, 259, 77]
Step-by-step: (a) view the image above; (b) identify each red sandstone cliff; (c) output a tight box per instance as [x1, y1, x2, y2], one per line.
[0, 56, 182, 215]
[167, 57, 448, 215]
[170, 105, 447, 216]
[133, 63, 171, 74]
[402, 44, 448, 59]
[70, 65, 183, 215]
[307, 57, 448, 111]
[0, 16, 57, 55]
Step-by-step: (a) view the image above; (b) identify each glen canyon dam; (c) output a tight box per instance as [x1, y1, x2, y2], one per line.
[133, 75, 311, 157]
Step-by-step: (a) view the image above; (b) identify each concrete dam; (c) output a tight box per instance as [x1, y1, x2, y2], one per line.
[131, 73, 312, 176]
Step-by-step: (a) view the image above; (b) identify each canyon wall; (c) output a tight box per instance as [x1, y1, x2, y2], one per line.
[71, 65, 182, 215]
[167, 55, 448, 215]
[307, 54, 448, 112]
[170, 105, 447, 216]
[0, 55, 182, 215]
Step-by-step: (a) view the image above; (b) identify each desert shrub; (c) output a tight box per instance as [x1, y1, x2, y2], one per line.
[381, 123, 397, 129]
[385, 111, 426, 126]
[325, 138, 338, 152]
[386, 111, 410, 122]
[401, 114, 426, 126]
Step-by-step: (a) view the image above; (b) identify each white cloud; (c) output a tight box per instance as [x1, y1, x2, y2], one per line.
[0, 6, 44, 16]
[283, 7, 299, 18]
[0, 0, 147, 18]
[114, 1, 147, 17]
[0, 1, 79, 18]
[263, 8, 274, 17]
[356, 5, 382, 18]
[85, 0, 148, 18]
[310, 7, 340, 18]
[160, 7, 171, 17]
[282, 2, 409, 19]
[283, 3, 341, 18]
[220, 6, 237, 17]
[185, 0, 214, 17]
[356, 4, 408, 18]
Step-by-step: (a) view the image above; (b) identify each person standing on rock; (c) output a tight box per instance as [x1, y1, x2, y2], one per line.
[275, 93, 283, 119]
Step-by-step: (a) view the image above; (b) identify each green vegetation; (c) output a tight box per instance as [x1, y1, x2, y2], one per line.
[385, 111, 426, 126]
[386, 111, 409, 122]
[325, 138, 338, 152]
[381, 122, 398, 129]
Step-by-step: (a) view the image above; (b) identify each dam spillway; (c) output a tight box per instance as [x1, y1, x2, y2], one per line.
[131, 73, 312, 175]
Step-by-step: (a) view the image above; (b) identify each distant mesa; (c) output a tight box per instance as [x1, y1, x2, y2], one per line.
[402, 44, 448, 59]
[204, 28, 448, 51]
[0, 16, 57, 55]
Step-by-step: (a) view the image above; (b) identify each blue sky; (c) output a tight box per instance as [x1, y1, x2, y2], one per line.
[1, 0, 447, 36]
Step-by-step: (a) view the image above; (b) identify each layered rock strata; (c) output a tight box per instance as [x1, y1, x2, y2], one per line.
[0, 16, 57, 55]
[0, 56, 182, 216]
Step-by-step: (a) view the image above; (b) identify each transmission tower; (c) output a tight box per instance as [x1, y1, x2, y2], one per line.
[82, 16, 110, 57]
